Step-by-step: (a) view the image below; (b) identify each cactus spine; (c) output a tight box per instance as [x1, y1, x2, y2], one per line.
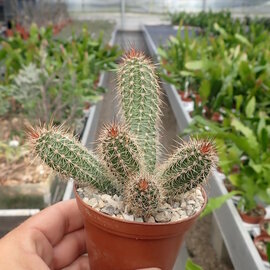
[29, 126, 119, 195]
[124, 174, 163, 218]
[158, 139, 217, 200]
[117, 50, 161, 172]
[97, 123, 141, 186]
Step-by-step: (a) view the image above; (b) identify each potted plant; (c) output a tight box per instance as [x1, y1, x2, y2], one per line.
[0, 23, 120, 208]
[254, 235, 270, 262]
[237, 198, 266, 225]
[29, 50, 217, 270]
[260, 219, 270, 237]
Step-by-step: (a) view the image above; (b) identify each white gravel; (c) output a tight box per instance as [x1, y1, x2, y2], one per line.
[77, 187, 204, 223]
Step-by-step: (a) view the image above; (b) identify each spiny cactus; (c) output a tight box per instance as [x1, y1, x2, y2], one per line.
[29, 49, 217, 220]
[158, 139, 217, 200]
[117, 49, 161, 172]
[124, 174, 163, 218]
[28, 126, 120, 195]
[97, 123, 141, 186]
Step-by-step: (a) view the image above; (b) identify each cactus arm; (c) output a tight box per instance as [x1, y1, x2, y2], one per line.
[30, 126, 120, 195]
[158, 139, 217, 200]
[97, 123, 141, 187]
[117, 50, 161, 172]
[124, 174, 163, 218]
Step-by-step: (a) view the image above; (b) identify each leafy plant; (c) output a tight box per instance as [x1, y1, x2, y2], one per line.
[170, 11, 270, 36]
[0, 86, 10, 115]
[185, 258, 203, 270]
[200, 191, 241, 218]
[159, 12, 270, 214]
[0, 23, 121, 126]
[0, 140, 26, 164]
[185, 115, 270, 212]
[159, 23, 270, 117]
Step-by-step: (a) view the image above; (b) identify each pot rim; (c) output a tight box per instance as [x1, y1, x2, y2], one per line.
[239, 204, 266, 216]
[74, 185, 207, 227]
[260, 218, 270, 224]
[254, 234, 270, 261]
[260, 218, 270, 234]
[254, 234, 270, 242]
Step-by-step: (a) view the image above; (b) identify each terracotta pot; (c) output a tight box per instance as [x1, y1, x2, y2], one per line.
[238, 205, 266, 224]
[223, 179, 235, 193]
[260, 219, 270, 237]
[75, 187, 207, 270]
[254, 235, 270, 261]
[194, 93, 202, 106]
[179, 91, 192, 102]
[6, 29, 13, 37]
[211, 112, 222, 123]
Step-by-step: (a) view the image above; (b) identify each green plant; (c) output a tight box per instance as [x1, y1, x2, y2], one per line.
[159, 23, 270, 117]
[124, 174, 162, 218]
[161, 11, 270, 220]
[29, 125, 119, 195]
[0, 86, 10, 115]
[0, 139, 27, 164]
[0, 24, 121, 124]
[97, 123, 141, 186]
[169, 11, 270, 36]
[185, 115, 270, 212]
[158, 139, 217, 201]
[200, 191, 241, 218]
[267, 223, 270, 235]
[30, 50, 217, 218]
[185, 258, 203, 270]
[117, 50, 161, 172]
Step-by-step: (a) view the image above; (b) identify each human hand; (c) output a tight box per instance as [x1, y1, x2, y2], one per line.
[0, 199, 88, 270]
[0, 199, 161, 270]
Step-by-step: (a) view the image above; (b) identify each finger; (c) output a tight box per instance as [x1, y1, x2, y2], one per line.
[61, 255, 90, 270]
[21, 199, 83, 246]
[53, 229, 86, 269]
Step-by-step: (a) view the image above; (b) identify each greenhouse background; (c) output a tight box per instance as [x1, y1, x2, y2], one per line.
[60, 0, 270, 14]
[0, 0, 270, 269]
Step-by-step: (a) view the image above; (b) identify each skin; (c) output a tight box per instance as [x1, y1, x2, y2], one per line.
[0, 199, 160, 270]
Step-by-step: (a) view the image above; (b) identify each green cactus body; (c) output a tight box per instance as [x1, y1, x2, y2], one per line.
[29, 50, 218, 221]
[30, 127, 119, 195]
[124, 174, 163, 218]
[97, 123, 141, 187]
[159, 139, 217, 200]
[117, 50, 161, 172]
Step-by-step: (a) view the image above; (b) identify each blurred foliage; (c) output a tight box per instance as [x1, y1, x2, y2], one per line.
[185, 258, 203, 270]
[170, 11, 270, 35]
[160, 12, 270, 212]
[0, 23, 121, 126]
[200, 191, 241, 218]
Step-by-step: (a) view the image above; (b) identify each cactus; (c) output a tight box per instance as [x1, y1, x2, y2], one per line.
[158, 139, 217, 200]
[28, 125, 120, 195]
[97, 123, 141, 186]
[117, 49, 161, 172]
[29, 49, 217, 221]
[124, 174, 163, 218]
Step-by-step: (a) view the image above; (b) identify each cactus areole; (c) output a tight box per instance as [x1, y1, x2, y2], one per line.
[30, 50, 217, 270]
